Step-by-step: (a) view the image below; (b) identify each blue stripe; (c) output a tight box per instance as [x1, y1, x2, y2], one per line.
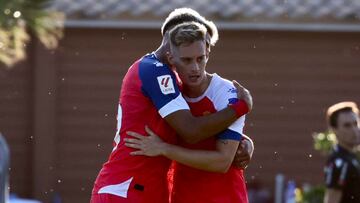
[217, 129, 242, 141]
[228, 98, 238, 104]
[138, 54, 181, 110]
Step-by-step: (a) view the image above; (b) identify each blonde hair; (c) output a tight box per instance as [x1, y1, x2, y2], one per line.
[161, 7, 218, 46]
[169, 22, 207, 47]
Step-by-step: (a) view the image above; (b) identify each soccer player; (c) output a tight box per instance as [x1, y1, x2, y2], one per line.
[125, 22, 251, 203]
[324, 102, 360, 203]
[90, 8, 253, 203]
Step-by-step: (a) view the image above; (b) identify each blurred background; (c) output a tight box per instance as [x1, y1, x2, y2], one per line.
[0, 0, 360, 202]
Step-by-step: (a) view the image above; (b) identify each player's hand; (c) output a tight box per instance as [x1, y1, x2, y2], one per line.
[232, 80, 253, 112]
[232, 138, 254, 169]
[125, 126, 167, 157]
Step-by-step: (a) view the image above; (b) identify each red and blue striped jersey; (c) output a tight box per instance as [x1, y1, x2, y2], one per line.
[170, 73, 248, 203]
[92, 53, 189, 202]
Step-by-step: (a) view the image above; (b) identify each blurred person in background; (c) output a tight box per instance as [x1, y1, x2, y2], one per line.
[324, 101, 360, 203]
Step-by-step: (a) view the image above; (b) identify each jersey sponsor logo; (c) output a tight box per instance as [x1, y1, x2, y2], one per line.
[228, 87, 237, 93]
[162, 77, 170, 87]
[157, 75, 175, 95]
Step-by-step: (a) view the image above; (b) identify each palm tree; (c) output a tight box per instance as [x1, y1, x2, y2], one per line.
[0, 0, 64, 68]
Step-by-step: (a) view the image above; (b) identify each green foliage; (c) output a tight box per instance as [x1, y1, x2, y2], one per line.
[295, 185, 325, 203]
[0, 0, 64, 67]
[313, 131, 337, 155]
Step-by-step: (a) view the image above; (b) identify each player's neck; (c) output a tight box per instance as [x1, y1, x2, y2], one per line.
[184, 73, 212, 98]
[154, 43, 171, 66]
[154, 49, 167, 64]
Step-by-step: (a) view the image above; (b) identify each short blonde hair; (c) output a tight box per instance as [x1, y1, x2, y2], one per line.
[169, 22, 207, 47]
[326, 101, 359, 128]
[161, 7, 218, 46]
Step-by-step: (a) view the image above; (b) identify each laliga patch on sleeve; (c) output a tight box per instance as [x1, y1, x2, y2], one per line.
[157, 75, 175, 95]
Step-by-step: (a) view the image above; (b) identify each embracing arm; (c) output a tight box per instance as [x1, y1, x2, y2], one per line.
[160, 139, 239, 173]
[165, 108, 237, 144]
[125, 126, 239, 173]
[165, 81, 252, 144]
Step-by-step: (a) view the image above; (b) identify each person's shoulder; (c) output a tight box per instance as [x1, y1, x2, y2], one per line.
[137, 54, 174, 82]
[139, 54, 169, 71]
[212, 73, 234, 88]
[209, 73, 237, 96]
[327, 149, 341, 162]
[204, 73, 239, 110]
[326, 149, 352, 170]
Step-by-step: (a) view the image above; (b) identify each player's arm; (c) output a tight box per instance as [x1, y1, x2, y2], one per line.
[125, 126, 239, 173]
[164, 80, 251, 144]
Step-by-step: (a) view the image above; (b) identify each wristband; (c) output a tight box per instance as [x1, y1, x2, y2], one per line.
[229, 100, 249, 118]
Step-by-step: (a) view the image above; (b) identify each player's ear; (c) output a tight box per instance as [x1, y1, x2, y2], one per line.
[166, 51, 174, 66]
[206, 42, 211, 54]
[205, 40, 211, 61]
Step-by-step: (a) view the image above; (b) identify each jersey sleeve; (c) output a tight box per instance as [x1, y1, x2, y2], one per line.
[324, 157, 349, 189]
[138, 58, 189, 118]
[214, 84, 245, 141]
